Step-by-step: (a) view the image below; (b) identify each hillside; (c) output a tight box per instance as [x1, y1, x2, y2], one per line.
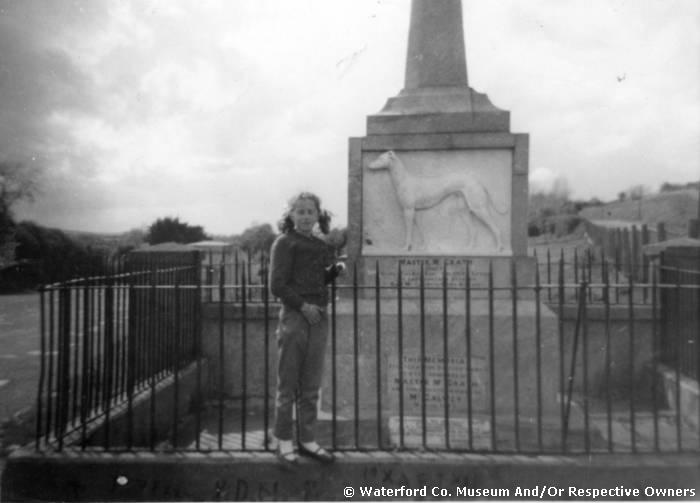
[579, 189, 699, 238]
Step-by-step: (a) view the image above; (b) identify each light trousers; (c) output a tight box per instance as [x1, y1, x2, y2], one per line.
[273, 305, 328, 443]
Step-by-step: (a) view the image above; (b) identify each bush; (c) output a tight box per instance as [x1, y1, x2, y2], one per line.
[146, 217, 209, 245]
[528, 222, 541, 237]
[13, 221, 108, 287]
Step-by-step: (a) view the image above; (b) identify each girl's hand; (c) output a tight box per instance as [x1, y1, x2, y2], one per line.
[300, 303, 323, 325]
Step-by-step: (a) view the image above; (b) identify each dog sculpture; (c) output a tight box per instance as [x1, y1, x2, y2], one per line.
[368, 150, 507, 251]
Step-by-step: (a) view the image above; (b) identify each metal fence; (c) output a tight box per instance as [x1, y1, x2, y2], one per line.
[201, 248, 268, 302]
[584, 220, 669, 283]
[203, 246, 654, 305]
[194, 262, 699, 455]
[535, 246, 659, 306]
[659, 251, 700, 382]
[34, 253, 699, 455]
[35, 253, 201, 450]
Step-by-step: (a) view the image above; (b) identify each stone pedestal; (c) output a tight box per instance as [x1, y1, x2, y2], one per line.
[336, 0, 551, 448]
[320, 298, 564, 448]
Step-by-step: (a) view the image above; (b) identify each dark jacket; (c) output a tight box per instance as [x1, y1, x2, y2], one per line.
[269, 230, 340, 309]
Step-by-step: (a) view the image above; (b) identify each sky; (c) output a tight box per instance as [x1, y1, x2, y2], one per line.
[1, 0, 699, 236]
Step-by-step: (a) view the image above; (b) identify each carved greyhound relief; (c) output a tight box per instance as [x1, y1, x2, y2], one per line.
[367, 150, 507, 251]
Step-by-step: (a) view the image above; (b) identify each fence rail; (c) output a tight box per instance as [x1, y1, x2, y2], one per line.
[34, 254, 700, 455]
[35, 260, 201, 451]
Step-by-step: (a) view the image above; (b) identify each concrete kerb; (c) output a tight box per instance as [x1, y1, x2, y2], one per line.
[658, 364, 700, 432]
[3, 449, 700, 501]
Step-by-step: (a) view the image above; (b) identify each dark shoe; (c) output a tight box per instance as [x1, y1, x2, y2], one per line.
[298, 443, 335, 463]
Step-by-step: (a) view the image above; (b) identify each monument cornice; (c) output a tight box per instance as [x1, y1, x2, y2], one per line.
[378, 86, 506, 115]
[367, 86, 510, 135]
[366, 110, 510, 135]
[361, 132, 521, 151]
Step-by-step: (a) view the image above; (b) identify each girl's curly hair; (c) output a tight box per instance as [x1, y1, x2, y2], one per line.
[278, 191, 331, 235]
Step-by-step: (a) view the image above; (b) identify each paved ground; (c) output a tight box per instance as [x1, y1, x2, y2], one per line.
[5, 450, 700, 501]
[0, 293, 40, 498]
[0, 293, 40, 450]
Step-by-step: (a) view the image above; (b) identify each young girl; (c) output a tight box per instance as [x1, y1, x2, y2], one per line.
[269, 192, 344, 464]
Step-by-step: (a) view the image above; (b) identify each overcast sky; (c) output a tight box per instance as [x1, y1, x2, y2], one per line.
[2, 0, 699, 236]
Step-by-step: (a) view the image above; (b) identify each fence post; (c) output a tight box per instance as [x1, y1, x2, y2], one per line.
[218, 261, 225, 450]
[605, 227, 613, 260]
[148, 267, 158, 451]
[126, 270, 136, 449]
[657, 222, 667, 243]
[642, 225, 650, 303]
[632, 225, 640, 281]
[622, 228, 631, 277]
[56, 283, 72, 450]
[36, 287, 47, 450]
[557, 250, 566, 451]
[103, 273, 115, 449]
[240, 268, 248, 449]
[511, 260, 520, 451]
[375, 261, 383, 448]
[442, 262, 451, 449]
[398, 263, 405, 449]
[534, 260, 543, 450]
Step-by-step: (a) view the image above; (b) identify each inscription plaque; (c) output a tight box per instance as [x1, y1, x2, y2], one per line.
[362, 256, 520, 291]
[387, 354, 487, 415]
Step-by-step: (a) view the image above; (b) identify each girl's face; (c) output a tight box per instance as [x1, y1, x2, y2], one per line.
[290, 198, 319, 235]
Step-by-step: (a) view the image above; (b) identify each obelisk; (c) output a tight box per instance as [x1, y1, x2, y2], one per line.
[368, 0, 510, 134]
[405, 0, 468, 89]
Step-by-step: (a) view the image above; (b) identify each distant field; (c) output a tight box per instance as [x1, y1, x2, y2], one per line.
[579, 189, 698, 238]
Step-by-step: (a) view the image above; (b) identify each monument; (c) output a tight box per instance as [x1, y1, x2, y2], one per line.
[322, 0, 565, 450]
[346, 0, 532, 291]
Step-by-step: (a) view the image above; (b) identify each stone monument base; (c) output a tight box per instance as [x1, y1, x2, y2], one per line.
[387, 415, 491, 449]
[321, 298, 569, 448]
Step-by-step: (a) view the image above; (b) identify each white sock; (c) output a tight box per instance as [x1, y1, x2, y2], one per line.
[279, 439, 294, 453]
[301, 440, 321, 451]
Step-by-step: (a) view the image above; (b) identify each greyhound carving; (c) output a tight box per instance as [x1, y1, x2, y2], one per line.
[368, 151, 507, 251]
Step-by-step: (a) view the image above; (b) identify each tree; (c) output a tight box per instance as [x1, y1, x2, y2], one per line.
[551, 176, 571, 201]
[146, 217, 209, 245]
[660, 182, 679, 193]
[238, 223, 276, 253]
[0, 161, 38, 218]
[13, 221, 108, 285]
[0, 161, 38, 265]
[627, 184, 649, 201]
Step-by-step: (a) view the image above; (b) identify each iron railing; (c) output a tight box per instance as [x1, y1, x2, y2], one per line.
[659, 264, 700, 381]
[34, 255, 699, 455]
[191, 264, 699, 455]
[201, 249, 268, 302]
[35, 258, 201, 451]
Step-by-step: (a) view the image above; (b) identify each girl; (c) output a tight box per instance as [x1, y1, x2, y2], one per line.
[269, 192, 344, 464]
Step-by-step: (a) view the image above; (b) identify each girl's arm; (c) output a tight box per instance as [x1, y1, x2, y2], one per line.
[324, 244, 345, 284]
[324, 262, 345, 284]
[269, 237, 305, 309]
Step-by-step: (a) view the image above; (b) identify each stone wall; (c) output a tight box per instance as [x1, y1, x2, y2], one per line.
[201, 301, 660, 413]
